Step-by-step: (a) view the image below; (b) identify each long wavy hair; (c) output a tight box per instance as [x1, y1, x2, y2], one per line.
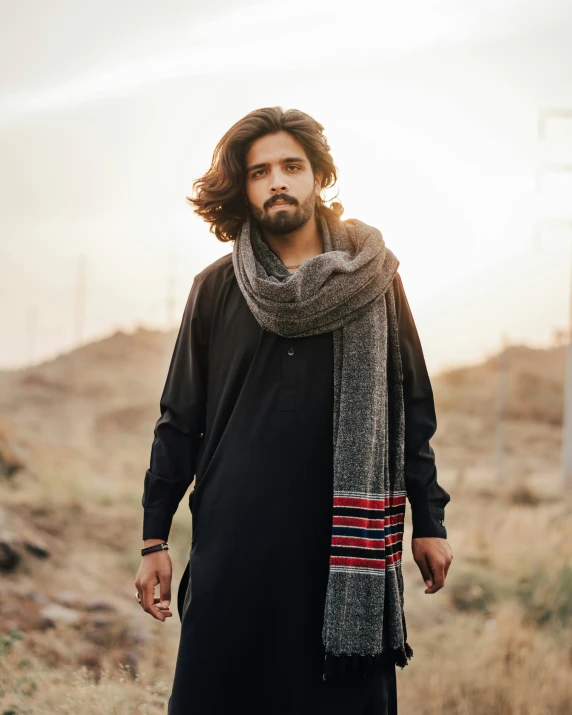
[187, 107, 344, 242]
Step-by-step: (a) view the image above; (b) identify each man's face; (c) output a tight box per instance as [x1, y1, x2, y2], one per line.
[244, 131, 323, 235]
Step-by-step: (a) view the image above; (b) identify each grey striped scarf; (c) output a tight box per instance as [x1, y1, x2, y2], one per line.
[232, 211, 413, 679]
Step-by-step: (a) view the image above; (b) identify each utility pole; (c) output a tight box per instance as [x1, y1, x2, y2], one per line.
[26, 304, 37, 366]
[535, 107, 572, 492]
[495, 332, 510, 486]
[75, 254, 86, 347]
[166, 245, 176, 331]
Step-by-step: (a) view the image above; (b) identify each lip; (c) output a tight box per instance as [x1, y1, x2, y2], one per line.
[270, 201, 293, 208]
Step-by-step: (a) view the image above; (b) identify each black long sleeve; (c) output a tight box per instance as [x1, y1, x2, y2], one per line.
[141, 266, 450, 543]
[141, 275, 209, 541]
[394, 272, 451, 539]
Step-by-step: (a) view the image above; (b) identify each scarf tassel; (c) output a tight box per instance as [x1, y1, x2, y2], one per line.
[322, 643, 414, 682]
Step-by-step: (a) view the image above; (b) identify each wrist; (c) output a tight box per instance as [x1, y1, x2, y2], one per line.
[141, 541, 169, 557]
[143, 538, 167, 546]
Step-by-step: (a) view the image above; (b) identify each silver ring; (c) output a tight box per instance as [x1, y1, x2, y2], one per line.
[135, 591, 141, 603]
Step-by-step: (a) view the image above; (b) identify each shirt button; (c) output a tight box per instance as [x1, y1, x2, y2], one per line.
[288, 347, 295, 356]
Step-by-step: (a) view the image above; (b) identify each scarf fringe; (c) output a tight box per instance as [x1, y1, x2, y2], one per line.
[322, 642, 413, 681]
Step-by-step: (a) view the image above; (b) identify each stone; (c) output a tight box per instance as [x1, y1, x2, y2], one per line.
[40, 603, 81, 627]
[53, 591, 82, 608]
[26, 590, 49, 605]
[0, 532, 22, 571]
[84, 598, 117, 613]
[23, 538, 50, 559]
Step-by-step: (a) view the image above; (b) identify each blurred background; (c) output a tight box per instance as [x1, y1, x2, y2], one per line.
[1, 1, 571, 713]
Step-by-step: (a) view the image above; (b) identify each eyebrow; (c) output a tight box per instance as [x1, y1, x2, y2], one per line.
[246, 156, 308, 173]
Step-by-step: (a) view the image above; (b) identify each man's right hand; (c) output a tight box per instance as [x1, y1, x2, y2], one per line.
[134, 539, 173, 622]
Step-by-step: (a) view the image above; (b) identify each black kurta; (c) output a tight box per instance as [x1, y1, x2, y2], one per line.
[141, 252, 450, 715]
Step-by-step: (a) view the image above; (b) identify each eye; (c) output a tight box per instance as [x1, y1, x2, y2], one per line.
[252, 169, 266, 178]
[287, 165, 300, 171]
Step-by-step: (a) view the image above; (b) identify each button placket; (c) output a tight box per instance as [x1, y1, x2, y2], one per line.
[277, 343, 297, 411]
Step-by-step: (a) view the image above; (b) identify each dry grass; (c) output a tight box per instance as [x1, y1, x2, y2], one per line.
[398, 475, 572, 714]
[1, 478, 570, 714]
[0, 650, 171, 714]
[1, 331, 571, 713]
[399, 603, 572, 715]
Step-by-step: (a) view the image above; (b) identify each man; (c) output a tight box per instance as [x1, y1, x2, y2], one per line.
[135, 107, 453, 715]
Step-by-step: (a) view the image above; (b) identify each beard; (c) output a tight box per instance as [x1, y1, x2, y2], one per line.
[250, 188, 316, 235]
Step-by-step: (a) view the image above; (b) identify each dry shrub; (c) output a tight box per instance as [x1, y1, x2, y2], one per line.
[0, 647, 170, 715]
[448, 565, 513, 615]
[508, 482, 542, 506]
[399, 603, 572, 715]
[518, 562, 572, 635]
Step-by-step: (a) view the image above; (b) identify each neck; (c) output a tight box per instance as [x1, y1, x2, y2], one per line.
[260, 212, 324, 273]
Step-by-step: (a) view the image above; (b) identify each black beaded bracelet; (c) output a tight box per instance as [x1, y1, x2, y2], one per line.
[141, 542, 169, 556]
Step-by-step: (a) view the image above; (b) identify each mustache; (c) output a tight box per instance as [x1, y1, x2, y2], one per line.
[265, 194, 298, 210]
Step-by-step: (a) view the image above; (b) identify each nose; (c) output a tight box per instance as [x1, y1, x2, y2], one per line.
[269, 169, 289, 193]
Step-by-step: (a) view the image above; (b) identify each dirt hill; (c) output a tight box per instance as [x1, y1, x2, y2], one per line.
[0, 328, 564, 482]
[0, 328, 570, 713]
[0, 326, 179, 482]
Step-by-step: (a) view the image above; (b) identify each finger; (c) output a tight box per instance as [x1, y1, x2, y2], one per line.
[150, 600, 167, 622]
[153, 598, 173, 617]
[444, 556, 452, 578]
[426, 554, 445, 593]
[159, 571, 172, 610]
[142, 577, 162, 619]
[416, 553, 433, 589]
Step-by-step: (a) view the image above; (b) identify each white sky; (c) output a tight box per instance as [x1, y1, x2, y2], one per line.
[1, 0, 572, 373]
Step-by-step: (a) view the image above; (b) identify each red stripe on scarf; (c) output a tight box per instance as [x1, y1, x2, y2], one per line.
[334, 495, 406, 509]
[332, 515, 405, 527]
[332, 536, 386, 548]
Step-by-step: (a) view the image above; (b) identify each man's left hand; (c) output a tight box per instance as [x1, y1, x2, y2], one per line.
[411, 537, 453, 594]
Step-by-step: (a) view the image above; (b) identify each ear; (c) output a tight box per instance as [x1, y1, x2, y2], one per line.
[314, 170, 323, 195]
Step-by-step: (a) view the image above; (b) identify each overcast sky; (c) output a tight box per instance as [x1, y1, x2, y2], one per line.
[1, 0, 572, 373]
